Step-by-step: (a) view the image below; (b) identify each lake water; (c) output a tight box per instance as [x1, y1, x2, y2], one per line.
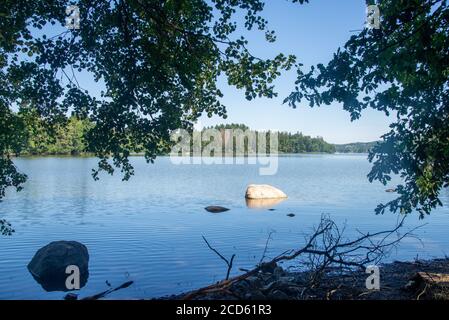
[1, 155, 448, 299]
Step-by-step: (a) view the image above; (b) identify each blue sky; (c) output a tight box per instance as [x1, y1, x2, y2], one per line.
[34, 0, 392, 144]
[199, 0, 393, 144]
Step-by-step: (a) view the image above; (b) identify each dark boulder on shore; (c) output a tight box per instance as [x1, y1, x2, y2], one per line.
[205, 206, 230, 213]
[27, 240, 89, 292]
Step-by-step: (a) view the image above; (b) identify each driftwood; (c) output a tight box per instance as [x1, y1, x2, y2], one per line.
[81, 281, 134, 300]
[183, 214, 422, 300]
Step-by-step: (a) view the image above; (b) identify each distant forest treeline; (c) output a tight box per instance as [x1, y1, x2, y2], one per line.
[208, 124, 377, 154]
[206, 124, 336, 153]
[334, 142, 379, 153]
[12, 118, 373, 156]
[9, 113, 93, 156]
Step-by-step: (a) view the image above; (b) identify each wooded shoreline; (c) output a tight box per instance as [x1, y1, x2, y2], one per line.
[8, 117, 376, 157]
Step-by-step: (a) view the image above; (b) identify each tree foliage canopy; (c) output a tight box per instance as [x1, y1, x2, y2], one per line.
[0, 0, 298, 196]
[285, 0, 449, 217]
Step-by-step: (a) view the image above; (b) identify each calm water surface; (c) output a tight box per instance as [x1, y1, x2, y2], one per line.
[1, 155, 448, 299]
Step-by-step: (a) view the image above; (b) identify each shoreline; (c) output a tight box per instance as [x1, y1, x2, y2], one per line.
[12, 152, 368, 160]
[159, 258, 449, 300]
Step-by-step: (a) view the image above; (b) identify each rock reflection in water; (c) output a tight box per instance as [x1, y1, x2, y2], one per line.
[245, 198, 286, 209]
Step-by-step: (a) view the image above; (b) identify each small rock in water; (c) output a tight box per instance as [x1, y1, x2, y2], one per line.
[204, 206, 230, 213]
[286, 213, 295, 217]
[268, 208, 276, 211]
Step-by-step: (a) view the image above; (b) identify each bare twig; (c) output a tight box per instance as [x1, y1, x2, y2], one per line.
[259, 230, 275, 264]
[202, 236, 235, 280]
[81, 281, 134, 300]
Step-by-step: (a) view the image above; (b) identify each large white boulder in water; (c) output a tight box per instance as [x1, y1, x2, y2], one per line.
[245, 184, 287, 199]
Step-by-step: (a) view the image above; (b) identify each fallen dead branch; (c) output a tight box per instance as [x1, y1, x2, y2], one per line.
[183, 214, 423, 300]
